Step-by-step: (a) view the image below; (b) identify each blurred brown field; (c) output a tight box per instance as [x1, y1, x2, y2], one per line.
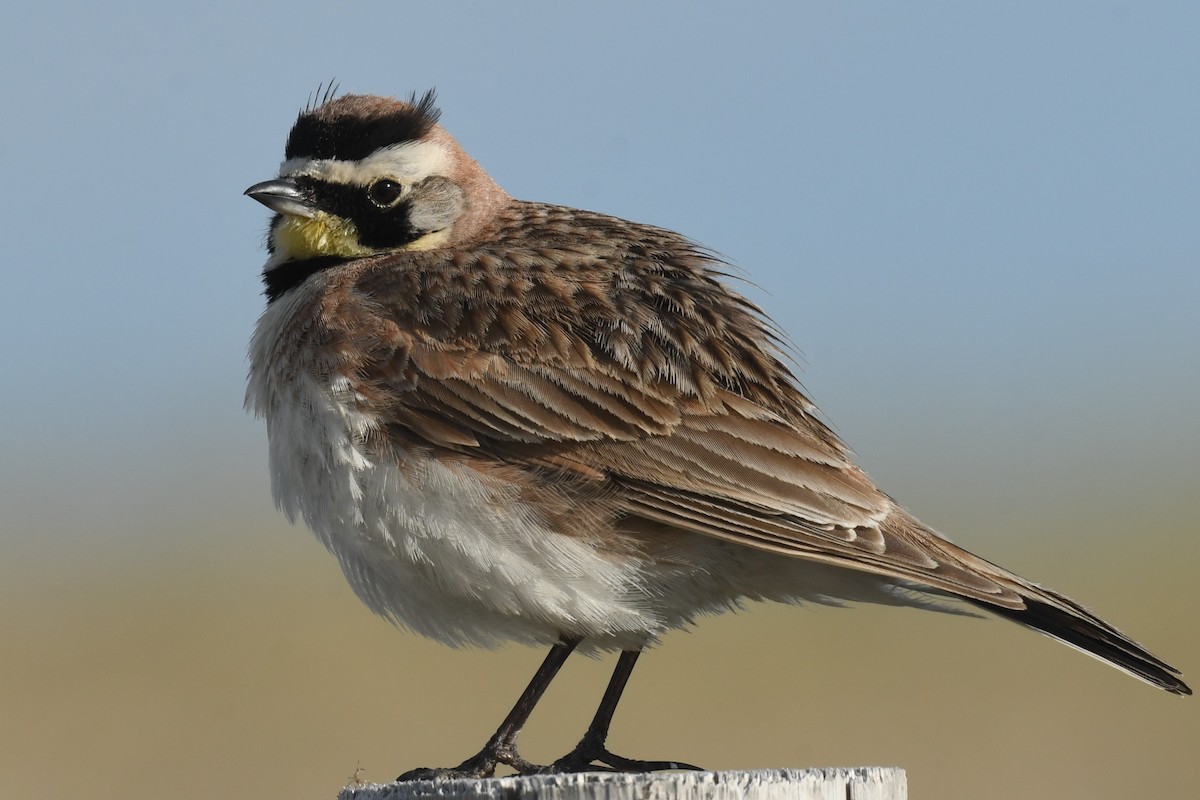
[2, 498, 1195, 800]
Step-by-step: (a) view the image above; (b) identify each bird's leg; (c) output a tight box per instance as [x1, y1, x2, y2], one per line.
[396, 638, 579, 781]
[545, 649, 703, 774]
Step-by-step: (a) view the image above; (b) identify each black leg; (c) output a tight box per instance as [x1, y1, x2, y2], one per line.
[396, 638, 579, 781]
[546, 649, 702, 774]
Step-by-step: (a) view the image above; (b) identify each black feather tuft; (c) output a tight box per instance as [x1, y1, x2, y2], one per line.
[304, 79, 342, 114]
[285, 88, 441, 161]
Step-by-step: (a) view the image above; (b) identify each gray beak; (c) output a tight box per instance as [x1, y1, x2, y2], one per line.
[245, 178, 318, 218]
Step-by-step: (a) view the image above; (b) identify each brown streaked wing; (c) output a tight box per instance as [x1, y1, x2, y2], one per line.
[343, 202, 1012, 599]
[379, 351, 687, 446]
[617, 481, 1024, 606]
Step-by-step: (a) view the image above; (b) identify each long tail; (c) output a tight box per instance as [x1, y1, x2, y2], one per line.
[976, 588, 1190, 695]
[877, 509, 1190, 695]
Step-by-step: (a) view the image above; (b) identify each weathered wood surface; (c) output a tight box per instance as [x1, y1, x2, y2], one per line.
[338, 767, 906, 799]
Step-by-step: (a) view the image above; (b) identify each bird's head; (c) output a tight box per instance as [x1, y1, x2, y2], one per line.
[246, 89, 509, 267]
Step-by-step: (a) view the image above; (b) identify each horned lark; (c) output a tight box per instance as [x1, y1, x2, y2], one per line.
[245, 89, 1189, 780]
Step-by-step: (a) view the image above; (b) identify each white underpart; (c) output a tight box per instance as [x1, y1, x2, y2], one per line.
[279, 140, 450, 185]
[247, 285, 659, 649]
[247, 280, 954, 652]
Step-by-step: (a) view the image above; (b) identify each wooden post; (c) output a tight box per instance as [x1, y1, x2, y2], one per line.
[338, 767, 906, 799]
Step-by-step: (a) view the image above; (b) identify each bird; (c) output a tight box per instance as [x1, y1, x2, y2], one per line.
[244, 88, 1190, 780]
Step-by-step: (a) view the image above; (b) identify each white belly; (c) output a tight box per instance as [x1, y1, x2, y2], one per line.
[247, 299, 662, 649]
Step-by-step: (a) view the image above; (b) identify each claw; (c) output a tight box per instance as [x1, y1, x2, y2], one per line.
[396, 739, 543, 781]
[544, 738, 702, 775]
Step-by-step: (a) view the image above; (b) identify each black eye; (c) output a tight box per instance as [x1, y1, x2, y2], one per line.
[367, 179, 404, 207]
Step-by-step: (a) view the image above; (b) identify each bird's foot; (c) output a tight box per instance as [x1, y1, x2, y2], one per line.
[396, 737, 542, 782]
[542, 733, 702, 774]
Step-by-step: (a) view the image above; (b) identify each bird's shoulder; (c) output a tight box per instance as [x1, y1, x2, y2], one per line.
[329, 201, 798, 408]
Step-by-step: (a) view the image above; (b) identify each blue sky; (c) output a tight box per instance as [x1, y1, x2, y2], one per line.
[1, 1, 1197, 552]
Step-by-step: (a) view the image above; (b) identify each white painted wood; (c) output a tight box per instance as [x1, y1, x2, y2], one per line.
[338, 767, 906, 800]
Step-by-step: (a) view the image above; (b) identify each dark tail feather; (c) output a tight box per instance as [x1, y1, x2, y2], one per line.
[978, 595, 1191, 696]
